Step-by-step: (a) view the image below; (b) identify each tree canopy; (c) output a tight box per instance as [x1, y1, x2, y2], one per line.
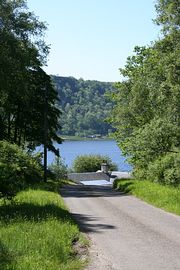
[0, 0, 61, 153]
[109, 0, 180, 185]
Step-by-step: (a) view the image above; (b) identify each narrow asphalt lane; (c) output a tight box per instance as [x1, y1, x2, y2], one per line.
[60, 184, 180, 270]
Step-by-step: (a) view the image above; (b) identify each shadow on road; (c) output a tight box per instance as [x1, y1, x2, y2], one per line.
[60, 184, 128, 198]
[60, 184, 122, 233]
[71, 212, 116, 233]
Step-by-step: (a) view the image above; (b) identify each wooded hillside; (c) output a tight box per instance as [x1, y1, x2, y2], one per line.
[53, 76, 115, 137]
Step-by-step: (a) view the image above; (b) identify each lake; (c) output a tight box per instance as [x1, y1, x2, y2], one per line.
[43, 140, 132, 172]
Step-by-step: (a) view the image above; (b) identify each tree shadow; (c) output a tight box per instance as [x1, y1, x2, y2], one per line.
[0, 241, 15, 270]
[0, 200, 116, 233]
[70, 213, 116, 233]
[0, 202, 75, 224]
[60, 184, 129, 198]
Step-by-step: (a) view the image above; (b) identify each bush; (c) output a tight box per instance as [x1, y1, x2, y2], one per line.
[0, 141, 43, 199]
[73, 154, 118, 173]
[146, 152, 180, 186]
[49, 156, 68, 181]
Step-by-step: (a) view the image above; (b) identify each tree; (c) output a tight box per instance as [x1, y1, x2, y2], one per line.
[155, 0, 180, 33]
[109, 0, 180, 185]
[0, 0, 61, 154]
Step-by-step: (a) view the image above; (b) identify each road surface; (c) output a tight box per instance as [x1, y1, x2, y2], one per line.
[60, 184, 180, 270]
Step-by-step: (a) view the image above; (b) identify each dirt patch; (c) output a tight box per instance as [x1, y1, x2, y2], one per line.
[72, 234, 90, 265]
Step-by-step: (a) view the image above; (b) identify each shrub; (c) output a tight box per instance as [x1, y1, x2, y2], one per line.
[0, 141, 43, 199]
[72, 154, 118, 173]
[49, 156, 68, 181]
[146, 152, 180, 186]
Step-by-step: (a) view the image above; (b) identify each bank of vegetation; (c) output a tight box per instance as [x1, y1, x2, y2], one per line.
[114, 179, 180, 215]
[109, 0, 180, 187]
[0, 141, 87, 269]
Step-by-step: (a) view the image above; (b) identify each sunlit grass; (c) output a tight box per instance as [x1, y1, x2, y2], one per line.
[114, 179, 180, 215]
[0, 187, 87, 270]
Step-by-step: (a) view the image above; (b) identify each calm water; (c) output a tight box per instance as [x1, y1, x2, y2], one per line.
[43, 140, 131, 172]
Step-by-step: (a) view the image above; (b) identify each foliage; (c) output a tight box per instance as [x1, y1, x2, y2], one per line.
[113, 179, 180, 215]
[53, 76, 115, 136]
[73, 154, 118, 173]
[0, 187, 86, 270]
[146, 152, 180, 186]
[109, 0, 180, 185]
[0, 0, 61, 154]
[155, 0, 180, 33]
[49, 156, 68, 181]
[0, 140, 43, 199]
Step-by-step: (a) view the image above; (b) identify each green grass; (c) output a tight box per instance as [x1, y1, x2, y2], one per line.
[0, 183, 87, 270]
[114, 179, 180, 215]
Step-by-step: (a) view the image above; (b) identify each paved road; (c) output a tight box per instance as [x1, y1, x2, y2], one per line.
[60, 184, 180, 270]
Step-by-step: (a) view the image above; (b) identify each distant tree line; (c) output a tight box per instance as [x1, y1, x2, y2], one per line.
[109, 0, 180, 185]
[52, 76, 115, 137]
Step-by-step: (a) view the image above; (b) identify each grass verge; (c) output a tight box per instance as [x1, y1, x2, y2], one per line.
[0, 181, 87, 270]
[113, 179, 180, 215]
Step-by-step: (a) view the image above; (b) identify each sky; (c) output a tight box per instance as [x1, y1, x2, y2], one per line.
[27, 0, 160, 82]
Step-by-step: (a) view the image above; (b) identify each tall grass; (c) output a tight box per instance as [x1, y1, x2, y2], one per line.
[114, 179, 180, 215]
[0, 187, 86, 270]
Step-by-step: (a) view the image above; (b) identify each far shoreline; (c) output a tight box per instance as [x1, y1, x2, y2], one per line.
[61, 135, 115, 141]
